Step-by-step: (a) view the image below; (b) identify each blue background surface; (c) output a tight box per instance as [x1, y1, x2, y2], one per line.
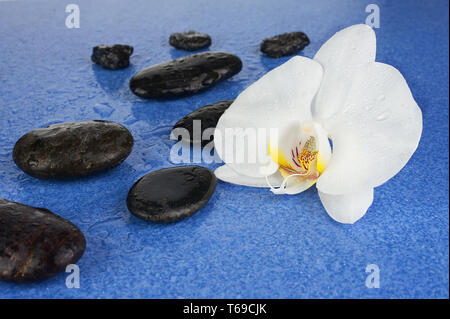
[0, 0, 448, 298]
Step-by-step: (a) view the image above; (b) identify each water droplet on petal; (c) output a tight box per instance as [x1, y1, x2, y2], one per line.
[376, 112, 389, 121]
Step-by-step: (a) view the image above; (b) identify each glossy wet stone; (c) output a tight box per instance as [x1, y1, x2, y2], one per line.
[129, 51, 242, 98]
[173, 99, 234, 146]
[91, 44, 133, 70]
[169, 30, 212, 51]
[260, 32, 310, 58]
[13, 120, 134, 179]
[0, 199, 86, 282]
[127, 166, 217, 223]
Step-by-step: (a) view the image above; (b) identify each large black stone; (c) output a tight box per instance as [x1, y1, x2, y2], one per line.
[13, 120, 134, 179]
[260, 32, 310, 58]
[173, 99, 234, 146]
[127, 166, 217, 223]
[0, 199, 86, 282]
[169, 30, 211, 51]
[91, 44, 134, 70]
[129, 51, 242, 98]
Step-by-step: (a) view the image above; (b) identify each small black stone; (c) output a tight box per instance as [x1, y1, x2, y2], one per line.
[0, 199, 86, 282]
[169, 30, 212, 51]
[127, 166, 217, 223]
[91, 44, 134, 70]
[13, 120, 134, 179]
[173, 99, 234, 146]
[260, 32, 310, 58]
[129, 51, 242, 99]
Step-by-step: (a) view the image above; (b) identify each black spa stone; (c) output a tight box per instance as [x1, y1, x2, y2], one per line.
[260, 32, 310, 58]
[129, 51, 242, 98]
[13, 120, 134, 179]
[169, 30, 212, 51]
[91, 44, 133, 70]
[127, 166, 217, 223]
[173, 99, 234, 146]
[0, 199, 86, 282]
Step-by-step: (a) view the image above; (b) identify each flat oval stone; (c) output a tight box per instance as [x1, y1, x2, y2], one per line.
[91, 44, 134, 70]
[129, 51, 242, 98]
[0, 199, 86, 282]
[173, 99, 234, 145]
[169, 30, 212, 51]
[13, 120, 134, 179]
[260, 32, 310, 58]
[127, 166, 217, 222]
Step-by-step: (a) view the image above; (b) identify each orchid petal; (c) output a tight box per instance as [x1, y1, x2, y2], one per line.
[313, 122, 332, 173]
[318, 188, 374, 224]
[316, 62, 422, 195]
[313, 24, 376, 120]
[215, 164, 283, 188]
[214, 56, 323, 178]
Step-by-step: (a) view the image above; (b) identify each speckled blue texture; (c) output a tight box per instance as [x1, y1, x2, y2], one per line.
[0, 0, 448, 299]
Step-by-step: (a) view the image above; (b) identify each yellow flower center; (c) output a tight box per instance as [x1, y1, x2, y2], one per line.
[265, 122, 331, 194]
[268, 135, 324, 180]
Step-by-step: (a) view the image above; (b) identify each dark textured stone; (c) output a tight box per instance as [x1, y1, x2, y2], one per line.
[129, 51, 242, 98]
[260, 32, 310, 58]
[0, 199, 86, 283]
[91, 44, 134, 70]
[13, 120, 134, 179]
[169, 30, 212, 51]
[173, 99, 234, 146]
[127, 166, 217, 223]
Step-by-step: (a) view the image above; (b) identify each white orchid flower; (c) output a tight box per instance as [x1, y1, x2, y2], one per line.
[213, 24, 422, 224]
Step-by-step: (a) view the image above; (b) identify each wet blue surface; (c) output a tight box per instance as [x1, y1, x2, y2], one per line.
[0, 0, 448, 298]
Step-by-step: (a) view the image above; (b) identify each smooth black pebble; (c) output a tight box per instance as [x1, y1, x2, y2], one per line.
[13, 120, 134, 179]
[173, 99, 234, 146]
[91, 44, 134, 70]
[169, 30, 212, 51]
[0, 199, 86, 282]
[129, 51, 242, 98]
[260, 32, 310, 58]
[127, 166, 217, 223]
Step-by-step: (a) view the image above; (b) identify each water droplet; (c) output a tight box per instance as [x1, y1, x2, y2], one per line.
[365, 103, 375, 111]
[93, 103, 114, 117]
[376, 113, 389, 121]
[28, 159, 39, 167]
